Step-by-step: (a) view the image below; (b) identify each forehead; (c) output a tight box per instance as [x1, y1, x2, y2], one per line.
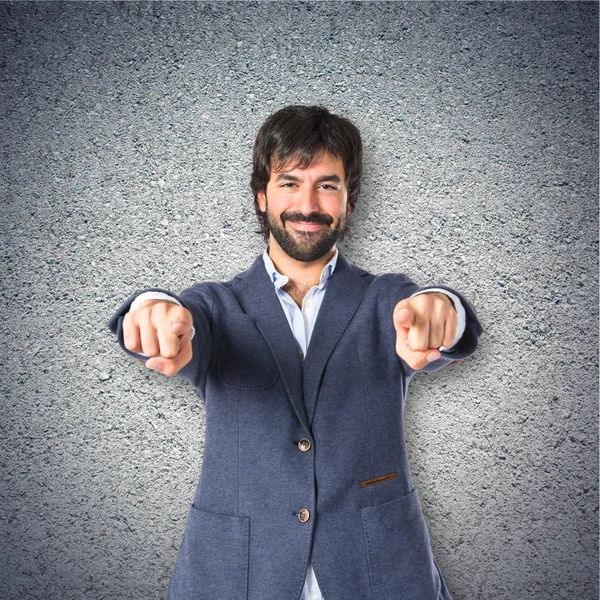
[271, 151, 345, 178]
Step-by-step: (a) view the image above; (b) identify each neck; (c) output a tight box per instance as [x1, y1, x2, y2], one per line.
[267, 236, 335, 300]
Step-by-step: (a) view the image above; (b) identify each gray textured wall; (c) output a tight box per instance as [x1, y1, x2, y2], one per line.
[0, 2, 597, 599]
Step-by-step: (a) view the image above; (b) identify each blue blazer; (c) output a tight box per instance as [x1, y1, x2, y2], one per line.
[109, 253, 482, 600]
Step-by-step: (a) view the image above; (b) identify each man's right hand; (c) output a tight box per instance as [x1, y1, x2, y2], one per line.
[123, 300, 194, 376]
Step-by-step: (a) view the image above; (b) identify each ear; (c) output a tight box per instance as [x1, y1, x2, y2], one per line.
[257, 190, 267, 212]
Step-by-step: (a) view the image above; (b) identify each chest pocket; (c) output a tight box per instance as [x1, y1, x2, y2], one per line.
[216, 314, 280, 390]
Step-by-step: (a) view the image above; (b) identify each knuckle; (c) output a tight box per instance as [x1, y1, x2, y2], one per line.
[124, 336, 137, 352]
[415, 294, 429, 308]
[142, 339, 159, 356]
[159, 301, 174, 315]
[149, 309, 165, 326]
[162, 348, 178, 359]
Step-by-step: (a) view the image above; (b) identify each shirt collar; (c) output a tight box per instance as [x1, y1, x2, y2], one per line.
[262, 248, 339, 291]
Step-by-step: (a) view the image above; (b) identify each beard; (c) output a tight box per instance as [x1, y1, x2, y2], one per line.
[265, 203, 346, 262]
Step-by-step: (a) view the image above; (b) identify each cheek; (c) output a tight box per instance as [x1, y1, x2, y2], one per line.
[267, 199, 290, 218]
[325, 198, 348, 218]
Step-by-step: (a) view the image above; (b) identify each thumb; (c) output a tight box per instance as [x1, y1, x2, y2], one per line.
[145, 356, 168, 373]
[145, 333, 192, 376]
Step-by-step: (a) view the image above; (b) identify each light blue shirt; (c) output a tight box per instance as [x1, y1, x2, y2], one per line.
[261, 248, 338, 359]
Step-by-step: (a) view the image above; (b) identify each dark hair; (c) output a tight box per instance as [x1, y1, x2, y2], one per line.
[250, 105, 363, 240]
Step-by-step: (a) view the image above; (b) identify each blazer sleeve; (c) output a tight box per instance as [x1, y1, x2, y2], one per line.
[107, 285, 213, 393]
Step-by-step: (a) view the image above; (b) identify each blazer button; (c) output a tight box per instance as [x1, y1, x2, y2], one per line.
[298, 509, 310, 523]
[297, 438, 311, 452]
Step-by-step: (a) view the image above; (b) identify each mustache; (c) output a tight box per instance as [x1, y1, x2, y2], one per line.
[281, 211, 334, 226]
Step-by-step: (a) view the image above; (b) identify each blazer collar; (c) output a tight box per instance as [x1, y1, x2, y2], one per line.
[232, 253, 369, 432]
[232, 256, 308, 430]
[302, 253, 369, 424]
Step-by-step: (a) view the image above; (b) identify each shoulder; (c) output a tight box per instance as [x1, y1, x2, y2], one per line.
[178, 255, 267, 313]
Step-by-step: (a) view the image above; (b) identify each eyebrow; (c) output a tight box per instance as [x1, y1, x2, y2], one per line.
[274, 173, 343, 184]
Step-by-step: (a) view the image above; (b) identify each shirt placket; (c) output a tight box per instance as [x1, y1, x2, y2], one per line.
[278, 291, 308, 357]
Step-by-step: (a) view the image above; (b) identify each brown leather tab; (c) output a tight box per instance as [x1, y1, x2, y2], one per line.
[359, 472, 398, 488]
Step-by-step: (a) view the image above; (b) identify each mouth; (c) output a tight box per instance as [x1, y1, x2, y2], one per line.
[286, 221, 327, 232]
[281, 211, 333, 234]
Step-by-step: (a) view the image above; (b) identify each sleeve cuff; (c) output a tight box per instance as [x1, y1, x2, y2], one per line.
[410, 288, 466, 351]
[130, 291, 183, 312]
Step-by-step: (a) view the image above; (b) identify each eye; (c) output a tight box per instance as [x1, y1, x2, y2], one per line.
[320, 184, 337, 190]
[280, 182, 297, 188]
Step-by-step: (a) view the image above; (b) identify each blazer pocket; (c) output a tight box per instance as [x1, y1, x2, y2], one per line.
[217, 314, 280, 390]
[168, 505, 250, 600]
[359, 472, 398, 488]
[361, 487, 442, 600]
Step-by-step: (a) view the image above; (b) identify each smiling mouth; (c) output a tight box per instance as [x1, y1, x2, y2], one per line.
[286, 221, 326, 232]
[281, 212, 334, 236]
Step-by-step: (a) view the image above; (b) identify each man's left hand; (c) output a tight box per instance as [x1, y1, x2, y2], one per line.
[393, 293, 457, 371]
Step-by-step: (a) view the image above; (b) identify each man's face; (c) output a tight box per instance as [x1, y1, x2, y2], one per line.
[257, 152, 350, 262]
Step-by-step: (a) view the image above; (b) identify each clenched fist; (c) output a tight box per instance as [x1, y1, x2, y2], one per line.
[123, 299, 194, 376]
[393, 293, 457, 371]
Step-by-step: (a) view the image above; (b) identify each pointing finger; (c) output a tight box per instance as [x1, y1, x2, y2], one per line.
[171, 314, 193, 337]
[393, 307, 414, 330]
[150, 305, 192, 359]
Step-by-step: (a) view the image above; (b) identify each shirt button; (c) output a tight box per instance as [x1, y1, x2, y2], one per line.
[304, 299, 312, 309]
[297, 438, 311, 452]
[298, 509, 310, 523]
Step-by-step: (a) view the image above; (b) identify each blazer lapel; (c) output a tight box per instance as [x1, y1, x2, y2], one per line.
[232, 256, 309, 432]
[303, 254, 369, 424]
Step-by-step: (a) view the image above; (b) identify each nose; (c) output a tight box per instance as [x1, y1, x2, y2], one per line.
[297, 186, 320, 215]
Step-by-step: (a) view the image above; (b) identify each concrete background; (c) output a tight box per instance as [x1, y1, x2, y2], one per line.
[0, 2, 597, 599]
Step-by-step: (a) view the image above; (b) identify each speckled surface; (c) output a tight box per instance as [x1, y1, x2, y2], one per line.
[0, 2, 597, 599]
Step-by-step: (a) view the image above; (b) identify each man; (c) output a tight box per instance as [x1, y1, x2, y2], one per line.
[109, 105, 481, 600]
